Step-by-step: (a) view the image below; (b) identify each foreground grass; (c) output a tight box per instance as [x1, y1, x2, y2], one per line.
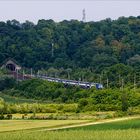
[0, 129, 139, 140]
[0, 118, 140, 140]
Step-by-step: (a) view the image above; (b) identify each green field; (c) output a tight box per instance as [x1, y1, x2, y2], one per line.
[0, 118, 139, 140]
[66, 118, 140, 131]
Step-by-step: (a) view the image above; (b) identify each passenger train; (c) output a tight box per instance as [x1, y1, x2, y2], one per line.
[36, 75, 103, 89]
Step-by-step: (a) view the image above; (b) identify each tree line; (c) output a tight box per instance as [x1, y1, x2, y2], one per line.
[0, 17, 140, 85]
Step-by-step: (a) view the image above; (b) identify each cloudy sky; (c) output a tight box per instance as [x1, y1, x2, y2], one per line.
[0, 0, 140, 23]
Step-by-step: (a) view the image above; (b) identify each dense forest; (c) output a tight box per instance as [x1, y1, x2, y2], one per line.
[0, 16, 140, 86]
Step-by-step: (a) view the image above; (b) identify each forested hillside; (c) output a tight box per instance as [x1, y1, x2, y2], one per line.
[0, 16, 140, 85]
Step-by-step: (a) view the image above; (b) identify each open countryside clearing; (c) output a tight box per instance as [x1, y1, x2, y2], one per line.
[0, 116, 139, 132]
[0, 117, 140, 140]
[0, 116, 140, 140]
[0, 120, 90, 132]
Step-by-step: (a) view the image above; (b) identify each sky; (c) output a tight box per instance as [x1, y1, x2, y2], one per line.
[0, 0, 140, 23]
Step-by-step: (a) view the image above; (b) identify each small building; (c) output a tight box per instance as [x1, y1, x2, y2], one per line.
[1, 58, 21, 72]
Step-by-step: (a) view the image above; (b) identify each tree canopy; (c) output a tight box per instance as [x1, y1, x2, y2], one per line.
[0, 17, 140, 85]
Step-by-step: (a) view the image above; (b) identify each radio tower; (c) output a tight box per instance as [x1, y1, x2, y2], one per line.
[82, 9, 86, 22]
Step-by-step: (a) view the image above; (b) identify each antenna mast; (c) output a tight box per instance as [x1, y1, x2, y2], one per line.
[82, 9, 86, 22]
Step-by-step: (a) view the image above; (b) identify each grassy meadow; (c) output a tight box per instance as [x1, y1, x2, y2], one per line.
[0, 120, 89, 132]
[0, 118, 139, 140]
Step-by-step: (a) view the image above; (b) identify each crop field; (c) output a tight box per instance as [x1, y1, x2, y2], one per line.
[0, 117, 139, 140]
[66, 118, 140, 131]
[0, 120, 89, 132]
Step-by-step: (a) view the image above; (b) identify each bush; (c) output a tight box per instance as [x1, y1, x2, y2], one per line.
[63, 104, 77, 113]
[5, 114, 12, 119]
[45, 108, 57, 113]
[78, 98, 88, 109]
[0, 114, 4, 120]
[127, 106, 140, 115]
[0, 77, 16, 91]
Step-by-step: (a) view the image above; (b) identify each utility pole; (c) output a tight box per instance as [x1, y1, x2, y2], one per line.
[107, 78, 109, 88]
[51, 43, 54, 57]
[31, 68, 33, 77]
[16, 69, 19, 83]
[37, 70, 40, 77]
[23, 70, 25, 80]
[121, 78, 124, 91]
[99, 74, 102, 84]
[119, 74, 121, 88]
[134, 74, 136, 91]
